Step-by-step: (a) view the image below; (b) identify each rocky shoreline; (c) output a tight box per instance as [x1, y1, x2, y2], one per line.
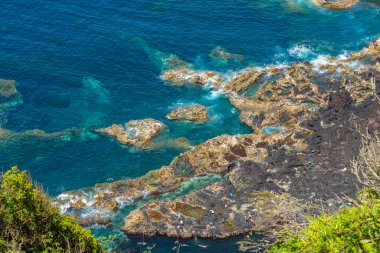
[55, 37, 380, 240]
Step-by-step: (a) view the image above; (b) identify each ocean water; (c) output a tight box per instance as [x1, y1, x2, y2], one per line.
[0, 0, 379, 252]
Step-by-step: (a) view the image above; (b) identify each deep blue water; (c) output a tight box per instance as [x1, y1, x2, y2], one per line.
[1, 0, 380, 252]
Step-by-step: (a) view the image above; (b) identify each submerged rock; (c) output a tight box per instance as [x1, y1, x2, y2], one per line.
[149, 137, 191, 150]
[314, 0, 358, 9]
[95, 119, 165, 148]
[0, 127, 88, 141]
[0, 79, 17, 97]
[0, 79, 23, 110]
[166, 104, 208, 123]
[209, 46, 244, 62]
[133, 37, 193, 71]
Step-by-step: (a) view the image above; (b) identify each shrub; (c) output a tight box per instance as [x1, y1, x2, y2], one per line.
[270, 188, 380, 253]
[0, 166, 103, 252]
[351, 132, 380, 192]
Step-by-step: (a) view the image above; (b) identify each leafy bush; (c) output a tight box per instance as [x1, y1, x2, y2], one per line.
[270, 188, 380, 253]
[0, 166, 103, 252]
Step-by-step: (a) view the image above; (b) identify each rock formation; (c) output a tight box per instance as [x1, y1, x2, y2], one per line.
[314, 0, 359, 9]
[166, 104, 208, 123]
[161, 69, 223, 88]
[56, 37, 380, 241]
[95, 119, 165, 148]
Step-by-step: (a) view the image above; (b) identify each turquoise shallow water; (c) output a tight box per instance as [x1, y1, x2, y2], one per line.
[1, 0, 380, 252]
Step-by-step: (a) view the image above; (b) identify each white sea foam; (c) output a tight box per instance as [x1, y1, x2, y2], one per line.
[115, 196, 134, 208]
[57, 193, 74, 200]
[80, 206, 110, 218]
[58, 202, 71, 214]
[310, 54, 331, 67]
[288, 44, 313, 59]
[206, 89, 223, 100]
[142, 189, 150, 199]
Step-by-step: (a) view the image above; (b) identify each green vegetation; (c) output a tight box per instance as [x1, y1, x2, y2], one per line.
[270, 188, 380, 253]
[0, 166, 103, 252]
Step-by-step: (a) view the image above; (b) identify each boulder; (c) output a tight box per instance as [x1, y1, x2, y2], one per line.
[166, 104, 208, 123]
[95, 119, 165, 148]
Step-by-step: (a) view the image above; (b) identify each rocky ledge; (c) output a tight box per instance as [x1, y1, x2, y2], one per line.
[314, 0, 359, 8]
[166, 104, 209, 123]
[56, 37, 380, 241]
[95, 119, 165, 148]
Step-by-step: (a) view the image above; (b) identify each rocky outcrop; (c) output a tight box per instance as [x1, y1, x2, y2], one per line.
[119, 38, 380, 238]
[209, 47, 244, 62]
[95, 119, 165, 148]
[166, 104, 209, 123]
[314, 0, 359, 9]
[161, 69, 223, 88]
[56, 37, 380, 240]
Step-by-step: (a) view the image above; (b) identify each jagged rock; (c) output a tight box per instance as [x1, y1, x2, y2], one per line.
[95, 119, 165, 148]
[223, 68, 273, 93]
[166, 104, 208, 123]
[314, 0, 358, 9]
[209, 47, 244, 62]
[0, 79, 17, 97]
